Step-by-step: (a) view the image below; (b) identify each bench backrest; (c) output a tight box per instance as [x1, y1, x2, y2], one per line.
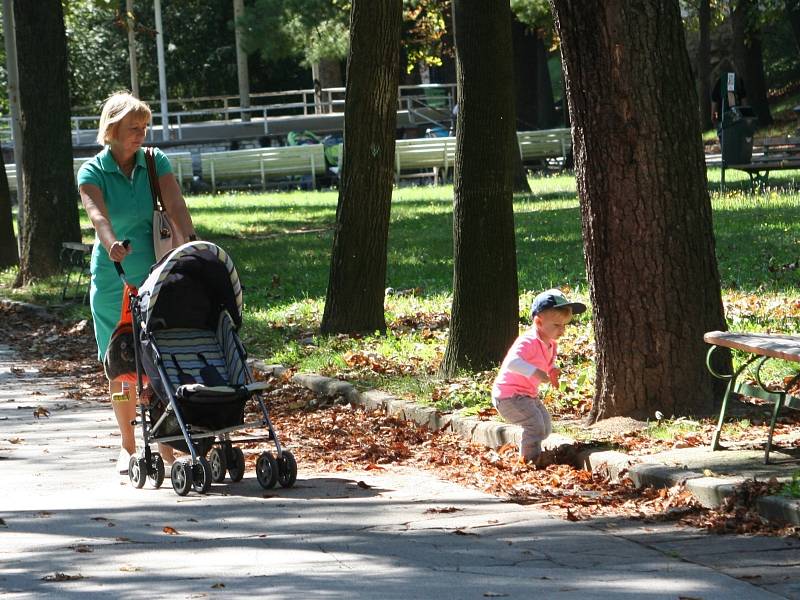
[517, 128, 572, 161]
[5, 152, 193, 193]
[395, 137, 456, 171]
[200, 144, 325, 191]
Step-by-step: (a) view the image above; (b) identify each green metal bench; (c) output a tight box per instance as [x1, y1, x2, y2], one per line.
[705, 331, 800, 464]
[59, 242, 93, 304]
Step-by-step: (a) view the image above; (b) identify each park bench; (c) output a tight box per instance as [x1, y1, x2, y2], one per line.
[517, 128, 572, 168]
[724, 135, 800, 191]
[391, 129, 573, 186]
[704, 330, 800, 463]
[394, 137, 456, 185]
[4, 152, 193, 194]
[199, 144, 325, 193]
[59, 241, 93, 304]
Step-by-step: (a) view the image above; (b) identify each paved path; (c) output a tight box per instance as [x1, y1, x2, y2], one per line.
[1, 345, 798, 599]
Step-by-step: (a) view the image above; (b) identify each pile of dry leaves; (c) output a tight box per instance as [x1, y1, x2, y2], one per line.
[3, 302, 797, 538]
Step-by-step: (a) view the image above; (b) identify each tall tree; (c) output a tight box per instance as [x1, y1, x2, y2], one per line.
[0, 157, 17, 269]
[731, 0, 773, 126]
[320, 0, 401, 334]
[13, 0, 80, 283]
[239, 0, 349, 90]
[787, 0, 800, 53]
[439, 0, 519, 376]
[697, 0, 713, 131]
[550, 0, 728, 421]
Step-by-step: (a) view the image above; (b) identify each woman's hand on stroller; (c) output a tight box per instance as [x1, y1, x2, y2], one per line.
[108, 239, 132, 262]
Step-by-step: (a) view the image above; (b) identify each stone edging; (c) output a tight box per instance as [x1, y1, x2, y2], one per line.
[251, 360, 800, 525]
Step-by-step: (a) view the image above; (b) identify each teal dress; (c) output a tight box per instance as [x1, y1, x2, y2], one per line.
[77, 146, 173, 361]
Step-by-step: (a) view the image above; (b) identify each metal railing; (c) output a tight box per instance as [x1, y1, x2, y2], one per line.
[0, 83, 458, 146]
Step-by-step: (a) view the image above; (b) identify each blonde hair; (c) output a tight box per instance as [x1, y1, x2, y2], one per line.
[96, 91, 152, 145]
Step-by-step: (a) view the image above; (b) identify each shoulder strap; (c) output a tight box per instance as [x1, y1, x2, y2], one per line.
[144, 147, 165, 212]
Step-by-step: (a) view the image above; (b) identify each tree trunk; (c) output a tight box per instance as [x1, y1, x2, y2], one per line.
[786, 0, 800, 53]
[312, 58, 344, 113]
[697, 0, 713, 131]
[512, 16, 538, 131]
[510, 17, 533, 193]
[320, 0, 401, 335]
[0, 158, 18, 269]
[439, 0, 519, 376]
[13, 0, 80, 284]
[535, 37, 557, 129]
[550, 0, 728, 421]
[732, 0, 772, 126]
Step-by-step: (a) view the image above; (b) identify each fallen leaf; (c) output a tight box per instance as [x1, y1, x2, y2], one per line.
[41, 572, 84, 582]
[424, 506, 462, 514]
[33, 406, 50, 419]
[162, 526, 180, 535]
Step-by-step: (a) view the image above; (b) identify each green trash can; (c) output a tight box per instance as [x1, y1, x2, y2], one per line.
[720, 106, 757, 165]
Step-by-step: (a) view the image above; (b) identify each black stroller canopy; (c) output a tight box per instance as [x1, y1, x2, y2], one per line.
[137, 242, 243, 332]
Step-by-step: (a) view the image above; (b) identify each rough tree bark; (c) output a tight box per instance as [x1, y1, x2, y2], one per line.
[320, 0, 401, 335]
[697, 0, 713, 131]
[550, 0, 729, 421]
[14, 0, 80, 284]
[0, 158, 18, 269]
[439, 0, 519, 376]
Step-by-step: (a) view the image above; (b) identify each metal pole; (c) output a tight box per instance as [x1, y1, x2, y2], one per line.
[233, 0, 250, 122]
[2, 0, 24, 242]
[154, 0, 169, 141]
[126, 0, 139, 98]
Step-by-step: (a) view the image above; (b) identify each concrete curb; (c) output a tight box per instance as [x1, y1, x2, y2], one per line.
[250, 360, 800, 526]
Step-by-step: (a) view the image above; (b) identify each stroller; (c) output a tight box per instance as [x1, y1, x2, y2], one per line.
[118, 240, 297, 496]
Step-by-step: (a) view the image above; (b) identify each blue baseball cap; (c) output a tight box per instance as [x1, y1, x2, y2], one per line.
[531, 289, 586, 317]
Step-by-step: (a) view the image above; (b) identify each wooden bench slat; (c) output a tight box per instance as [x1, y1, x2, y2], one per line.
[703, 330, 800, 363]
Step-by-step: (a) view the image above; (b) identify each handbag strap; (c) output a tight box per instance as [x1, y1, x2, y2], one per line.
[144, 147, 166, 212]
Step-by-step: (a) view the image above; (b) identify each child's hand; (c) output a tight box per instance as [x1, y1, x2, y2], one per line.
[548, 368, 561, 387]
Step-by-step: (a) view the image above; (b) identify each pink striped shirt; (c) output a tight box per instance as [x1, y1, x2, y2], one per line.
[492, 328, 557, 401]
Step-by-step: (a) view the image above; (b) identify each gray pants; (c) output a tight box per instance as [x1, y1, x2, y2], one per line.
[494, 394, 552, 460]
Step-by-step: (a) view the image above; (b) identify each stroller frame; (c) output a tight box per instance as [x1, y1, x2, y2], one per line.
[115, 242, 297, 496]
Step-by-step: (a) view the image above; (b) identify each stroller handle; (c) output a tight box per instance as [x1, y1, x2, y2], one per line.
[113, 239, 131, 280]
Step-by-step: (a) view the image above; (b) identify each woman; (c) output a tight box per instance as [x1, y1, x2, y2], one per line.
[77, 92, 196, 474]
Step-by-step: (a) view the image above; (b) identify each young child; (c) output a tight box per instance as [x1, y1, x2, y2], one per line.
[492, 289, 586, 464]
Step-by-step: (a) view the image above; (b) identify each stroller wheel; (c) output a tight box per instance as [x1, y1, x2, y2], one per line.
[277, 450, 298, 488]
[129, 456, 147, 489]
[256, 452, 278, 489]
[208, 448, 227, 483]
[192, 457, 212, 494]
[149, 453, 165, 489]
[227, 447, 246, 483]
[171, 460, 193, 496]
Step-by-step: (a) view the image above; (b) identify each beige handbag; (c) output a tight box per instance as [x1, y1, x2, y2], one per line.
[144, 147, 184, 261]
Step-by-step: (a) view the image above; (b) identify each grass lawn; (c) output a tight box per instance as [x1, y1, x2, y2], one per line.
[3, 170, 800, 430]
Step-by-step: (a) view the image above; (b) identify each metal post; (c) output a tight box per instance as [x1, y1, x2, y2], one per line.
[126, 0, 139, 98]
[2, 0, 24, 242]
[233, 0, 250, 122]
[154, 0, 169, 141]
[720, 73, 728, 191]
